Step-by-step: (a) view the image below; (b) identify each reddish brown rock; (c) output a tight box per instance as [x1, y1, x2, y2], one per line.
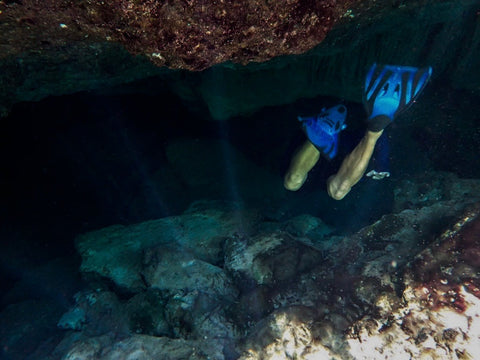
[405, 203, 480, 313]
[1, 0, 478, 120]
[343, 203, 480, 359]
[0, 0, 356, 71]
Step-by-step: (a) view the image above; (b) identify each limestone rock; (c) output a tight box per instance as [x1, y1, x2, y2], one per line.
[143, 247, 238, 299]
[240, 306, 344, 360]
[57, 307, 86, 331]
[124, 290, 170, 337]
[60, 291, 130, 336]
[52, 178, 480, 359]
[224, 230, 320, 288]
[56, 333, 223, 360]
[75, 202, 253, 292]
[346, 204, 480, 359]
[164, 290, 238, 342]
[393, 171, 480, 212]
[283, 213, 334, 241]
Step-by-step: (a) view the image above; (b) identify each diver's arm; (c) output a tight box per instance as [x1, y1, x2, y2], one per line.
[327, 130, 383, 200]
[284, 140, 321, 191]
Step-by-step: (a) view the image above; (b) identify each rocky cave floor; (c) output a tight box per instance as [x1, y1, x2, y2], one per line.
[1, 170, 480, 360]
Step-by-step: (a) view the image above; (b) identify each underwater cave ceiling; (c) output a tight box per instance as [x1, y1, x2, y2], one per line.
[0, 0, 479, 119]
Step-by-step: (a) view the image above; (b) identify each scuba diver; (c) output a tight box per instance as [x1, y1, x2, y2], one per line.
[284, 63, 432, 200]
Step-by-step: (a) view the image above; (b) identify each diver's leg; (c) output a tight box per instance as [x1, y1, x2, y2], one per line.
[284, 140, 321, 191]
[327, 130, 383, 200]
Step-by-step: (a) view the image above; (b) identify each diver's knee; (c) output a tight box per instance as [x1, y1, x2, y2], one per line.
[327, 177, 350, 200]
[284, 172, 307, 191]
[328, 189, 348, 200]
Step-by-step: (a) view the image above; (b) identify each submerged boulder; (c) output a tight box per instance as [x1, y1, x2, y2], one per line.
[393, 171, 480, 212]
[224, 230, 320, 288]
[54, 333, 224, 360]
[143, 247, 238, 299]
[75, 202, 256, 292]
[240, 306, 342, 360]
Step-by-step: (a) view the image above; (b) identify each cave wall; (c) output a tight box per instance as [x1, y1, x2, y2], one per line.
[192, 1, 480, 120]
[0, 0, 478, 120]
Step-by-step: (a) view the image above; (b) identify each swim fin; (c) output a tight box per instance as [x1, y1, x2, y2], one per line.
[364, 64, 432, 132]
[298, 104, 347, 160]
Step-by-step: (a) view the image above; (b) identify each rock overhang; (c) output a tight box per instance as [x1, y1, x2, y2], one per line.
[0, 0, 479, 120]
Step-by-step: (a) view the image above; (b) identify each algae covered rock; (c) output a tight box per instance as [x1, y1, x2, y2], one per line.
[346, 204, 480, 359]
[224, 230, 320, 288]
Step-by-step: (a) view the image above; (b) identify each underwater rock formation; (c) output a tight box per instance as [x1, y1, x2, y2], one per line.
[1, 1, 479, 119]
[0, 0, 352, 71]
[345, 205, 480, 360]
[0, 0, 353, 119]
[75, 202, 257, 292]
[224, 230, 320, 288]
[48, 172, 480, 359]
[2, 171, 480, 359]
[56, 333, 225, 360]
[240, 205, 480, 359]
[143, 247, 238, 298]
[393, 171, 480, 212]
